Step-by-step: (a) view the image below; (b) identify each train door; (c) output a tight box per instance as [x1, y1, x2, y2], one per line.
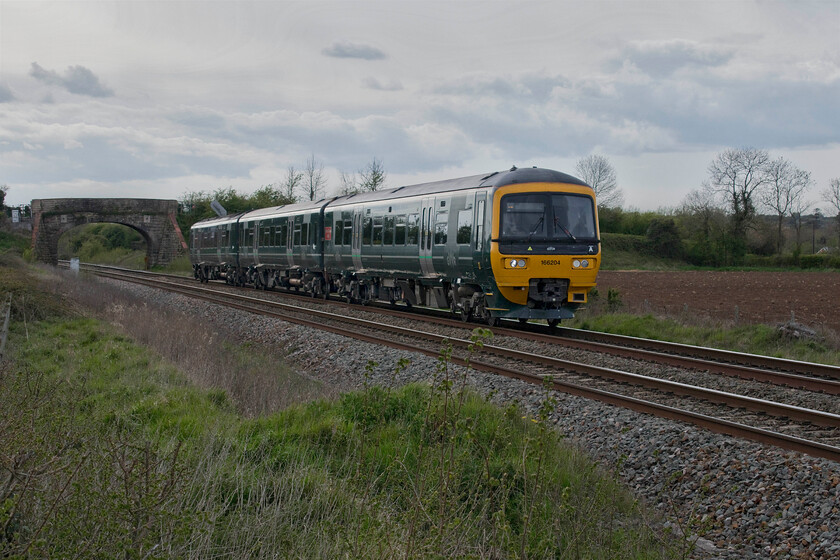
[351, 210, 363, 271]
[473, 192, 488, 279]
[285, 216, 294, 268]
[419, 197, 435, 277]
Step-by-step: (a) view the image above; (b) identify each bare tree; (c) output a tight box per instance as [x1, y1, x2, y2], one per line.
[339, 171, 358, 196]
[823, 177, 840, 248]
[303, 154, 326, 202]
[359, 157, 386, 192]
[760, 157, 811, 255]
[281, 166, 303, 203]
[574, 154, 623, 209]
[706, 147, 771, 259]
[789, 196, 811, 255]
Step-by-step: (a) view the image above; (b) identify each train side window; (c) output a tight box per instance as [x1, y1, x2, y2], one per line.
[395, 215, 406, 245]
[476, 200, 485, 252]
[384, 216, 394, 245]
[457, 210, 472, 244]
[407, 213, 418, 245]
[279, 222, 287, 249]
[372, 216, 383, 246]
[301, 223, 309, 246]
[343, 218, 353, 246]
[262, 225, 270, 247]
[248, 227, 254, 249]
[362, 217, 373, 245]
[293, 222, 301, 246]
[434, 211, 448, 245]
[334, 218, 343, 246]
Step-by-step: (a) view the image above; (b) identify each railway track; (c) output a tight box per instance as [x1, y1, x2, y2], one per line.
[63, 262, 840, 462]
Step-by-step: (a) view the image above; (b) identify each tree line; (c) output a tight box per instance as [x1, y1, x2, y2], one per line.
[586, 148, 839, 266]
[177, 155, 387, 233]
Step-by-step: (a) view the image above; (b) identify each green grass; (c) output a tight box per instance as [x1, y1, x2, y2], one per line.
[1, 260, 681, 559]
[0, 230, 29, 255]
[568, 311, 840, 364]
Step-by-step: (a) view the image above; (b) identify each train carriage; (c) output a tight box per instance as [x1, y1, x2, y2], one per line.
[236, 200, 333, 293]
[189, 212, 243, 282]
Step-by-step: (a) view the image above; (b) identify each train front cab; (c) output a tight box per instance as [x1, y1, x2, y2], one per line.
[486, 182, 600, 326]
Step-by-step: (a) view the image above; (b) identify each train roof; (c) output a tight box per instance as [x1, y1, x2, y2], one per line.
[190, 211, 246, 229]
[189, 168, 590, 229]
[239, 198, 335, 222]
[327, 167, 590, 207]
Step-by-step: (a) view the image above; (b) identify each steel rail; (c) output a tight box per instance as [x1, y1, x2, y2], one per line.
[80, 267, 840, 461]
[555, 326, 840, 380]
[67, 262, 840, 393]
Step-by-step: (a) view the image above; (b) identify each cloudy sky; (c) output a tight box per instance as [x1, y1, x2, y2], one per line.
[1, 0, 838, 209]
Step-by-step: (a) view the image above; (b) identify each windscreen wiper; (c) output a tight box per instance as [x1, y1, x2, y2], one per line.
[553, 218, 577, 242]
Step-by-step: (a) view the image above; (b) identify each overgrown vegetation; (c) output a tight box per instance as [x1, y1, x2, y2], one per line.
[57, 223, 147, 267]
[1, 258, 681, 558]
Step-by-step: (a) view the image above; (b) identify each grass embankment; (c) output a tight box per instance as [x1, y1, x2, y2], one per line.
[569, 295, 840, 365]
[0, 258, 678, 559]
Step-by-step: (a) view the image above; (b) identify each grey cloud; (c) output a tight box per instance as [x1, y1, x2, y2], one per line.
[424, 62, 840, 157]
[0, 84, 14, 102]
[433, 73, 571, 102]
[363, 77, 403, 91]
[321, 41, 386, 60]
[29, 62, 115, 97]
[615, 40, 733, 77]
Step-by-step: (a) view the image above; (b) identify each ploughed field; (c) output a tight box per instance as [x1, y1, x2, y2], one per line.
[596, 270, 840, 334]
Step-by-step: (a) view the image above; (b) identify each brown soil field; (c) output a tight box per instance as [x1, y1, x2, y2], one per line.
[596, 270, 840, 335]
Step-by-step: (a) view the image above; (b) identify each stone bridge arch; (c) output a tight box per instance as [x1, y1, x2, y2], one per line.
[31, 198, 188, 267]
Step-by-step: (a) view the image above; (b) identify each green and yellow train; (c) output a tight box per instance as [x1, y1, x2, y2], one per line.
[189, 166, 600, 326]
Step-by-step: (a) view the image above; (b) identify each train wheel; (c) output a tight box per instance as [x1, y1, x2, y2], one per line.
[547, 319, 560, 329]
[486, 314, 499, 327]
[519, 318, 529, 325]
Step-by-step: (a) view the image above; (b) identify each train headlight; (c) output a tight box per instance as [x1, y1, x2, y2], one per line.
[507, 259, 527, 269]
[572, 259, 581, 268]
[581, 259, 589, 268]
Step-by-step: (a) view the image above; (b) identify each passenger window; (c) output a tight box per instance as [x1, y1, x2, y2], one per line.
[363, 217, 372, 245]
[384, 216, 394, 245]
[457, 210, 472, 244]
[372, 217, 383, 246]
[395, 215, 406, 245]
[406, 214, 418, 245]
[343, 219, 353, 246]
[334, 218, 343, 246]
[293, 222, 301, 246]
[434, 211, 448, 245]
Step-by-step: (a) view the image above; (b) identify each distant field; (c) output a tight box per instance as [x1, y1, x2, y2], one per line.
[597, 270, 840, 334]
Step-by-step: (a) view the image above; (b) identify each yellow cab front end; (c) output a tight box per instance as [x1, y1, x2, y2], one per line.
[486, 182, 600, 324]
